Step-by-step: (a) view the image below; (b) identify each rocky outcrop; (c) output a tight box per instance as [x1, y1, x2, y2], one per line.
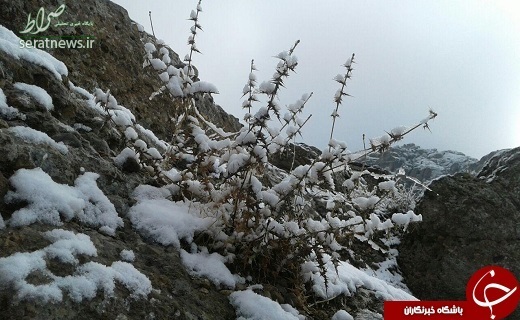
[271, 143, 321, 172]
[398, 147, 520, 315]
[0, 0, 241, 137]
[0, 223, 236, 320]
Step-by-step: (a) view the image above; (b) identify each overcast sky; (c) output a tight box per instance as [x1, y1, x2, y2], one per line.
[113, 0, 520, 159]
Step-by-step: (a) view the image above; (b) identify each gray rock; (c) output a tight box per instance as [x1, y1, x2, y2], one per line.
[398, 147, 520, 317]
[0, 223, 235, 320]
[0, 171, 8, 217]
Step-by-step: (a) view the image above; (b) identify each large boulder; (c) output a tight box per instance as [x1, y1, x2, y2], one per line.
[398, 147, 520, 304]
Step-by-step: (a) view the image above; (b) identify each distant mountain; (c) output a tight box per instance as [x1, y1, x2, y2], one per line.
[364, 143, 481, 182]
[273, 142, 500, 184]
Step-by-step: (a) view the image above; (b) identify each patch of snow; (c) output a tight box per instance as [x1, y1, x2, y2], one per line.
[74, 172, 123, 235]
[145, 147, 162, 160]
[229, 290, 301, 320]
[42, 229, 98, 264]
[280, 303, 305, 319]
[120, 250, 135, 262]
[5, 168, 123, 234]
[378, 180, 396, 192]
[108, 105, 135, 127]
[190, 81, 218, 94]
[331, 310, 354, 320]
[390, 126, 408, 137]
[131, 184, 172, 202]
[162, 53, 171, 65]
[0, 88, 26, 120]
[111, 261, 152, 298]
[391, 211, 422, 228]
[6, 126, 68, 154]
[150, 58, 167, 71]
[135, 124, 168, 151]
[128, 197, 213, 249]
[128, 192, 248, 290]
[166, 76, 183, 97]
[0, 25, 68, 80]
[68, 81, 92, 99]
[114, 147, 138, 168]
[226, 153, 249, 175]
[361, 237, 411, 292]
[0, 229, 151, 303]
[180, 249, 244, 288]
[134, 139, 147, 151]
[58, 123, 75, 132]
[352, 196, 380, 211]
[73, 123, 92, 132]
[144, 42, 156, 53]
[68, 82, 103, 113]
[301, 254, 416, 301]
[258, 81, 276, 95]
[124, 127, 138, 140]
[13, 82, 53, 111]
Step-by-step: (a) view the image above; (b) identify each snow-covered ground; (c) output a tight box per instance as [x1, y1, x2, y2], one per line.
[1, 163, 416, 318]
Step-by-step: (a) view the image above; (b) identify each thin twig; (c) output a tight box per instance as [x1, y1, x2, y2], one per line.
[148, 11, 156, 38]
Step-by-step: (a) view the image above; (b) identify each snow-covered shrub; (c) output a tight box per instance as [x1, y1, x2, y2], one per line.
[102, 1, 436, 317]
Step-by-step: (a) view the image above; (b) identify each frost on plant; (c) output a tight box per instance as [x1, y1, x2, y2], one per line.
[89, 1, 438, 317]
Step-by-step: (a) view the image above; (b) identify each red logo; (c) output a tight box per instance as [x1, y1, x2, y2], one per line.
[384, 266, 520, 319]
[466, 266, 520, 319]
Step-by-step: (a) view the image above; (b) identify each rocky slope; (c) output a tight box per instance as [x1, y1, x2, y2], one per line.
[398, 147, 520, 318]
[0, 0, 241, 138]
[0, 2, 237, 318]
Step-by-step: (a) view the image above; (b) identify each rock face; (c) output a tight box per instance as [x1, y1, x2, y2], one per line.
[271, 143, 321, 172]
[398, 147, 520, 314]
[0, 0, 241, 138]
[0, 1, 240, 319]
[0, 224, 236, 320]
[366, 143, 479, 182]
